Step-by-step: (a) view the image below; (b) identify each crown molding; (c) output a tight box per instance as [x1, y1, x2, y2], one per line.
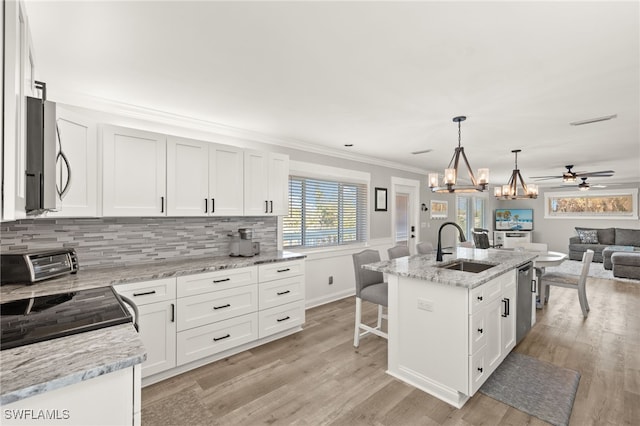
[50, 89, 429, 176]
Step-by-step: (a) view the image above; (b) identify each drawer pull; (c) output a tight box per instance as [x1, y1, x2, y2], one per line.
[171, 303, 175, 323]
[477, 295, 483, 301]
[477, 328, 483, 334]
[277, 316, 291, 322]
[133, 290, 156, 297]
[213, 303, 231, 310]
[277, 268, 290, 273]
[213, 278, 231, 283]
[477, 367, 483, 373]
[213, 334, 231, 342]
[277, 290, 291, 296]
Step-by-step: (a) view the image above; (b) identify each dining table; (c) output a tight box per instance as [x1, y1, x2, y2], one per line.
[533, 251, 568, 308]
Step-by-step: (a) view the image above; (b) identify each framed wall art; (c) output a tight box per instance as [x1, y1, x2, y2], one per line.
[430, 200, 448, 219]
[375, 187, 387, 211]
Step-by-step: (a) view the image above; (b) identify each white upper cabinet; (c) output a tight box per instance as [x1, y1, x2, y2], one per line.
[244, 150, 289, 216]
[166, 136, 209, 216]
[47, 106, 98, 217]
[166, 136, 244, 216]
[2, 0, 35, 221]
[102, 125, 167, 216]
[208, 144, 244, 216]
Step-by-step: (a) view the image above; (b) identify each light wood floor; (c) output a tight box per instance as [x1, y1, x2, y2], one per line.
[141, 276, 640, 425]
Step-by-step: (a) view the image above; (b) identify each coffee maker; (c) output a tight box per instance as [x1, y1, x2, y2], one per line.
[229, 228, 260, 257]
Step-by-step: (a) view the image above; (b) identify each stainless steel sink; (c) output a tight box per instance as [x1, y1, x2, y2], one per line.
[438, 260, 497, 273]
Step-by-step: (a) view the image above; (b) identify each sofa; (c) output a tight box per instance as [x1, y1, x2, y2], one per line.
[568, 227, 640, 263]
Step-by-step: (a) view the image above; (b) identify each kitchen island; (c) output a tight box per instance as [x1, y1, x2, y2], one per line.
[364, 247, 537, 408]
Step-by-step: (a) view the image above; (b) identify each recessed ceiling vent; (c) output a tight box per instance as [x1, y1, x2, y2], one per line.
[411, 149, 433, 155]
[569, 114, 617, 126]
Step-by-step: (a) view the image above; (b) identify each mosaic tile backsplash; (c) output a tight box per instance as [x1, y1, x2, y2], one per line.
[0, 217, 277, 269]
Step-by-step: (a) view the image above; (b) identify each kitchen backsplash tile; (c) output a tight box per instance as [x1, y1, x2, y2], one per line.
[0, 217, 277, 268]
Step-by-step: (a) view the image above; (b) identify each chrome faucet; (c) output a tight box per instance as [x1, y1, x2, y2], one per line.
[436, 222, 467, 262]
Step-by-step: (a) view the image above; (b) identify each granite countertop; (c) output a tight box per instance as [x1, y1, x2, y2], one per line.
[1, 250, 305, 302]
[0, 323, 146, 405]
[363, 247, 537, 289]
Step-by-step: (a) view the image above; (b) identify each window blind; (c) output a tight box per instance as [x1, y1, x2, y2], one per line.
[283, 176, 368, 248]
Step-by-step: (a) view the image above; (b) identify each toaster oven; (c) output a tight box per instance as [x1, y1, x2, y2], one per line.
[1, 248, 79, 284]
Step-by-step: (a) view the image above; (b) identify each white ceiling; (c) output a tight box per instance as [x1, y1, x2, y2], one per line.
[24, 1, 640, 188]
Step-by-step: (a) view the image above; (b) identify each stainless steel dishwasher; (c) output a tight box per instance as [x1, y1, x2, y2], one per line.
[516, 262, 534, 344]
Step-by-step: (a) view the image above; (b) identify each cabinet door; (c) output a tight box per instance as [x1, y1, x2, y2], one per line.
[48, 106, 98, 217]
[267, 152, 289, 215]
[244, 150, 270, 215]
[138, 300, 177, 377]
[485, 297, 503, 372]
[209, 144, 244, 216]
[166, 136, 209, 216]
[102, 125, 166, 216]
[501, 285, 517, 355]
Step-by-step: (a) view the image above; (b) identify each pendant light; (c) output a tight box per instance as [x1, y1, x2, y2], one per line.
[428, 116, 489, 193]
[494, 149, 538, 199]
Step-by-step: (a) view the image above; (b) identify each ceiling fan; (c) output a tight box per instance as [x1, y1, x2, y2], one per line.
[552, 177, 617, 190]
[530, 165, 615, 182]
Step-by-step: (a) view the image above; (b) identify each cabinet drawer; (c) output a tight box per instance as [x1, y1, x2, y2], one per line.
[259, 276, 304, 310]
[258, 260, 304, 282]
[258, 300, 305, 339]
[469, 278, 501, 314]
[176, 313, 258, 365]
[177, 266, 257, 298]
[177, 284, 258, 331]
[469, 345, 488, 395]
[114, 277, 176, 305]
[469, 311, 487, 355]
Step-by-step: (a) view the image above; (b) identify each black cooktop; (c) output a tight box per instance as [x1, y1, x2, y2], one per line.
[1, 286, 133, 350]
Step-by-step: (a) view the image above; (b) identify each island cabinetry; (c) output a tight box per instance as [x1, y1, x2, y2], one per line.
[258, 260, 306, 338]
[244, 150, 289, 216]
[166, 136, 244, 217]
[468, 270, 516, 394]
[176, 267, 259, 365]
[102, 125, 167, 216]
[115, 278, 177, 378]
[387, 268, 518, 408]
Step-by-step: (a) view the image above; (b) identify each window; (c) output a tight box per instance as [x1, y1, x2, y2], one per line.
[283, 176, 368, 248]
[456, 195, 487, 238]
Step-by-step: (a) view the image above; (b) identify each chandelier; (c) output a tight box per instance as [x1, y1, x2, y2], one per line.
[428, 116, 489, 193]
[494, 149, 538, 199]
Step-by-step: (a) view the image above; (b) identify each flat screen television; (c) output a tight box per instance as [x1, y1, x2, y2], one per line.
[495, 208, 533, 231]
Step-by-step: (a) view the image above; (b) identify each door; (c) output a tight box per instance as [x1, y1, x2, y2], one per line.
[209, 144, 244, 216]
[391, 178, 420, 253]
[48, 106, 98, 217]
[166, 136, 209, 216]
[102, 125, 166, 216]
[138, 301, 177, 377]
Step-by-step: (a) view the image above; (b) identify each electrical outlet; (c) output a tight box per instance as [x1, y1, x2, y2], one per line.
[417, 298, 434, 311]
[328, 276, 333, 285]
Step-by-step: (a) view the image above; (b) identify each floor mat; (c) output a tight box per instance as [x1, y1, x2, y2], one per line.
[479, 352, 580, 426]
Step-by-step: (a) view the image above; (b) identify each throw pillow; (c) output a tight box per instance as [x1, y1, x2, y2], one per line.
[577, 229, 599, 244]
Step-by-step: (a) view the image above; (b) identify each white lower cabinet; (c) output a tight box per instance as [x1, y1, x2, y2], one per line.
[388, 268, 518, 408]
[114, 278, 177, 378]
[116, 260, 305, 383]
[258, 301, 305, 339]
[177, 313, 259, 365]
[2, 366, 140, 426]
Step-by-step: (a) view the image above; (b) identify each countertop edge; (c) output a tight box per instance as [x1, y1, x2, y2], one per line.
[1, 324, 146, 405]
